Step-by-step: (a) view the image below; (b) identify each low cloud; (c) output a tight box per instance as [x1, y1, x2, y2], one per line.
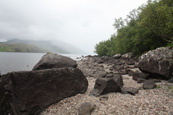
[0, 0, 147, 53]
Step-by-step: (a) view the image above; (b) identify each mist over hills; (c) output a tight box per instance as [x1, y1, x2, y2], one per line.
[0, 39, 85, 54]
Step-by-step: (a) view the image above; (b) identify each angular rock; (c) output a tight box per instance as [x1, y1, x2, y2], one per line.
[122, 87, 139, 95]
[143, 80, 156, 89]
[138, 47, 173, 78]
[78, 102, 96, 115]
[90, 74, 123, 96]
[1, 68, 88, 115]
[33, 53, 77, 70]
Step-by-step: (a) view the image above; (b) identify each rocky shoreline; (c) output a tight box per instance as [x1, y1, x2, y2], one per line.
[42, 47, 173, 115]
[0, 47, 173, 115]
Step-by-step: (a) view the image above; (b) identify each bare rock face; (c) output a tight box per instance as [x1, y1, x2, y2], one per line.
[33, 53, 77, 70]
[90, 73, 123, 96]
[138, 47, 173, 78]
[1, 68, 88, 115]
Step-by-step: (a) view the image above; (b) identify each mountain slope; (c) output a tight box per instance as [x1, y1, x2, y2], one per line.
[0, 39, 84, 53]
[0, 43, 47, 52]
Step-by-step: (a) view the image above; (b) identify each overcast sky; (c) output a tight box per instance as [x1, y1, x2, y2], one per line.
[0, 0, 148, 53]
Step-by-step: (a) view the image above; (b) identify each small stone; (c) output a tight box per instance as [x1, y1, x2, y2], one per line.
[122, 87, 139, 95]
[168, 77, 173, 83]
[143, 80, 156, 89]
[113, 54, 121, 58]
[137, 78, 146, 83]
[99, 96, 109, 101]
[78, 102, 96, 115]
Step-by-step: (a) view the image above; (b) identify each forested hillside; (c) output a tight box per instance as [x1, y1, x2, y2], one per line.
[0, 39, 84, 53]
[0, 43, 47, 52]
[95, 0, 173, 56]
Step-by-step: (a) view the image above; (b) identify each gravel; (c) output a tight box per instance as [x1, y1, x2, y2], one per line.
[41, 75, 173, 115]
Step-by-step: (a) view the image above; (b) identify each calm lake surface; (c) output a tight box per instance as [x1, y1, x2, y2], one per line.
[0, 52, 86, 75]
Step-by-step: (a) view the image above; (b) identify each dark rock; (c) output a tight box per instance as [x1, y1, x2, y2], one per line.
[0, 76, 11, 115]
[122, 87, 139, 95]
[129, 68, 149, 81]
[168, 77, 173, 83]
[101, 56, 109, 62]
[137, 78, 146, 83]
[90, 74, 123, 96]
[127, 59, 136, 65]
[138, 47, 173, 78]
[152, 79, 162, 83]
[78, 102, 96, 115]
[169, 111, 173, 115]
[143, 80, 156, 89]
[1, 68, 88, 115]
[33, 53, 77, 70]
[105, 73, 114, 78]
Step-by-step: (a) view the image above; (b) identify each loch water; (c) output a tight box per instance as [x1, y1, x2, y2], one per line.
[0, 52, 85, 75]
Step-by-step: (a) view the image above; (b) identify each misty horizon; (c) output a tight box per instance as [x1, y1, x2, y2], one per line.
[0, 0, 148, 54]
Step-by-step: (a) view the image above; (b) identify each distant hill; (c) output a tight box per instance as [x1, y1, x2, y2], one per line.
[0, 43, 47, 52]
[0, 39, 84, 54]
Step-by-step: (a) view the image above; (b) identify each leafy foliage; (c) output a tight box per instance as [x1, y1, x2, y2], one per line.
[95, 0, 173, 56]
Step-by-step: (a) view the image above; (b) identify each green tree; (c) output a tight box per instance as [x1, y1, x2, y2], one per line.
[139, 0, 173, 43]
[95, 0, 172, 56]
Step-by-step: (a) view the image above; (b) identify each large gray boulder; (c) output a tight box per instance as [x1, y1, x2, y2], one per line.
[90, 73, 123, 96]
[138, 47, 173, 78]
[1, 67, 88, 115]
[33, 53, 77, 70]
